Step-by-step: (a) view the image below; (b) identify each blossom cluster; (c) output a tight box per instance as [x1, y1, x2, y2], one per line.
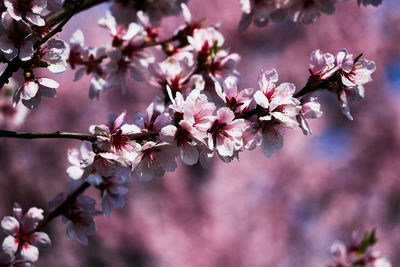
[0, 1, 385, 266]
[67, 3, 240, 101]
[40, 47, 374, 247]
[329, 230, 391, 267]
[238, 0, 383, 31]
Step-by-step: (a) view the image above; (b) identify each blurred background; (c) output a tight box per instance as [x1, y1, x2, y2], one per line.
[1, 0, 400, 266]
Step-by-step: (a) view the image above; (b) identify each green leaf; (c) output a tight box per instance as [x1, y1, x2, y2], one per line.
[358, 229, 377, 254]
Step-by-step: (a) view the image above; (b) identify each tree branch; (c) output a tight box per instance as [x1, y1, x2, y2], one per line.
[0, 129, 160, 142]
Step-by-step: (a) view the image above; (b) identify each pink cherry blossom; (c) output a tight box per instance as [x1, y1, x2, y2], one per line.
[39, 39, 70, 74]
[135, 98, 171, 132]
[1, 203, 51, 264]
[250, 68, 301, 156]
[4, 0, 47, 26]
[132, 141, 178, 181]
[187, 27, 224, 57]
[66, 142, 96, 180]
[13, 78, 59, 109]
[87, 166, 131, 218]
[98, 11, 145, 47]
[207, 107, 247, 159]
[50, 181, 101, 246]
[89, 110, 142, 165]
[0, 13, 34, 61]
[289, 0, 336, 25]
[148, 56, 194, 94]
[215, 76, 254, 113]
[182, 89, 217, 133]
[297, 96, 323, 135]
[309, 49, 337, 80]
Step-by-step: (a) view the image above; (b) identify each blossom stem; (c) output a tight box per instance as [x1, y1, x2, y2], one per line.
[140, 35, 180, 49]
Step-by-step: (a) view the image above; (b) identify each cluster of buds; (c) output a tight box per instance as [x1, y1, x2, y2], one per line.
[238, 0, 383, 31]
[329, 230, 391, 267]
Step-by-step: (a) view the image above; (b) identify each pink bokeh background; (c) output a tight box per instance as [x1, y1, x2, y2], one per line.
[1, 1, 400, 266]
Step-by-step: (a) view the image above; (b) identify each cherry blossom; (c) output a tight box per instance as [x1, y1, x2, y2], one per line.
[0, 13, 34, 61]
[4, 0, 47, 26]
[135, 98, 171, 132]
[50, 181, 101, 246]
[214, 76, 254, 112]
[13, 77, 59, 109]
[39, 39, 70, 74]
[309, 49, 337, 80]
[297, 95, 323, 135]
[207, 107, 247, 159]
[132, 141, 178, 181]
[328, 231, 392, 267]
[89, 110, 142, 165]
[87, 166, 131, 218]
[249, 68, 301, 156]
[66, 143, 96, 180]
[1, 203, 51, 264]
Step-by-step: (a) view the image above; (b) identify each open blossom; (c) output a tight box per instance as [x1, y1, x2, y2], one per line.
[135, 98, 171, 132]
[87, 166, 131, 218]
[39, 39, 70, 74]
[148, 56, 194, 94]
[132, 142, 178, 181]
[98, 11, 145, 47]
[335, 49, 376, 120]
[4, 0, 47, 26]
[89, 110, 141, 165]
[215, 76, 254, 113]
[68, 29, 85, 70]
[297, 95, 323, 135]
[1, 203, 51, 264]
[0, 80, 29, 128]
[209, 50, 241, 80]
[50, 180, 101, 245]
[249, 68, 301, 156]
[13, 78, 59, 109]
[289, 0, 337, 25]
[160, 121, 207, 165]
[188, 27, 225, 57]
[329, 230, 392, 267]
[0, 13, 34, 61]
[309, 49, 336, 80]
[66, 142, 96, 180]
[103, 48, 145, 93]
[207, 107, 247, 159]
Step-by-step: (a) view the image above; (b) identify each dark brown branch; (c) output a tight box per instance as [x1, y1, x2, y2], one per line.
[34, 0, 86, 49]
[0, 129, 160, 142]
[45, 0, 110, 26]
[0, 129, 97, 142]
